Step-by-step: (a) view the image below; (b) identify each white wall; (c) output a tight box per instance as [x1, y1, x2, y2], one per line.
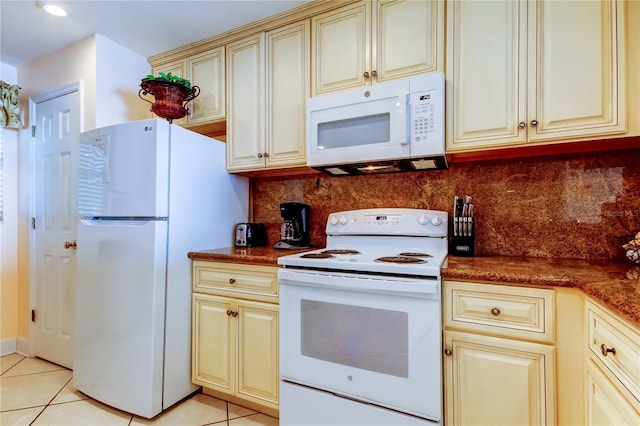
[95, 34, 152, 128]
[0, 62, 20, 354]
[13, 34, 153, 345]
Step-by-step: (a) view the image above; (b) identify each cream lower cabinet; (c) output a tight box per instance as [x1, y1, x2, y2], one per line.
[446, 0, 627, 152]
[585, 299, 640, 425]
[226, 20, 309, 173]
[192, 261, 279, 416]
[444, 331, 555, 425]
[443, 280, 556, 425]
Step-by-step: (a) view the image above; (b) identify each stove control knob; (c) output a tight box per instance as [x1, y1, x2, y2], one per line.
[339, 215, 348, 225]
[329, 215, 338, 226]
[418, 213, 429, 225]
[431, 215, 443, 226]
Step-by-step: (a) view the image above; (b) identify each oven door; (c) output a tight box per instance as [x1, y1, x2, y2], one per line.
[278, 268, 442, 422]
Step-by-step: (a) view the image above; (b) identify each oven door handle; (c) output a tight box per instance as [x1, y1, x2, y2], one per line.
[278, 268, 439, 297]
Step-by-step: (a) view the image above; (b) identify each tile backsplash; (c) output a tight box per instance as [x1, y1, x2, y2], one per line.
[251, 148, 640, 261]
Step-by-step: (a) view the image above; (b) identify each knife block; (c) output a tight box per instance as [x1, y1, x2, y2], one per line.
[449, 221, 475, 257]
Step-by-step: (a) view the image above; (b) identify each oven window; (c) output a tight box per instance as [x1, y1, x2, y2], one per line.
[317, 113, 391, 150]
[301, 300, 408, 378]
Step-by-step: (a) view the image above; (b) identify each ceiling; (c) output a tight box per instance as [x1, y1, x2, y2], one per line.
[0, 0, 313, 68]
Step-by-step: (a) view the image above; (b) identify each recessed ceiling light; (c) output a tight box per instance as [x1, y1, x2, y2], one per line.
[43, 4, 68, 17]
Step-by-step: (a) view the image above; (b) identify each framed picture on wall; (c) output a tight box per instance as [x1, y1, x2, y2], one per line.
[1, 80, 22, 129]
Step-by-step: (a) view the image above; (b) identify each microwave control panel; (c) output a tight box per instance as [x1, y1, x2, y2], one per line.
[410, 91, 437, 143]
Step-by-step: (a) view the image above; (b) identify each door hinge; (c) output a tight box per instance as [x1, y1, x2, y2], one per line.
[32, 217, 36, 230]
[32, 125, 36, 137]
[31, 309, 36, 322]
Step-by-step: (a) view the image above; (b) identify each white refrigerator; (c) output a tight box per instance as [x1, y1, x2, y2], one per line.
[73, 118, 249, 418]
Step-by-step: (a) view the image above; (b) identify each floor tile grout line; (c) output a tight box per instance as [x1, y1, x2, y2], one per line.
[0, 368, 70, 381]
[0, 356, 27, 377]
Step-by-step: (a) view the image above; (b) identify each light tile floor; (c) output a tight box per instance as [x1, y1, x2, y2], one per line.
[0, 353, 279, 426]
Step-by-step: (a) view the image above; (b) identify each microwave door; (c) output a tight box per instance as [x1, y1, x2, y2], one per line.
[307, 89, 410, 166]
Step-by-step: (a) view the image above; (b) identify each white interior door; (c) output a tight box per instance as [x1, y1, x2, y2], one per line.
[32, 88, 80, 368]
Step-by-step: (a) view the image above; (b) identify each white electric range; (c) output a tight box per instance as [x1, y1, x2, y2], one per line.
[278, 208, 448, 426]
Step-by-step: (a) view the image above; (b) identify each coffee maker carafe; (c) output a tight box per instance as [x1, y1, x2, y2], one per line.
[273, 202, 310, 249]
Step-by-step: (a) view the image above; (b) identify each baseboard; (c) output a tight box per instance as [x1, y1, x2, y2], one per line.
[0, 338, 17, 356]
[16, 337, 30, 356]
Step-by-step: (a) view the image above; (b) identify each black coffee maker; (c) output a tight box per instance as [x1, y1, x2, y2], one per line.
[273, 202, 310, 249]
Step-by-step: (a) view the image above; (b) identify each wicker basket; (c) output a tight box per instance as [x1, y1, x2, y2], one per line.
[139, 80, 200, 122]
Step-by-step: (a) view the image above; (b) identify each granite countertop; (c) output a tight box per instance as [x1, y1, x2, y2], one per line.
[443, 256, 640, 328]
[188, 246, 310, 266]
[188, 248, 640, 328]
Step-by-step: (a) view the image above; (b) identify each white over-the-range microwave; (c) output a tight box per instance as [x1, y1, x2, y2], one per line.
[306, 72, 446, 176]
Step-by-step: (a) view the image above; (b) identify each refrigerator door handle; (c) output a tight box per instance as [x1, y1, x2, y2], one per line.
[80, 217, 168, 226]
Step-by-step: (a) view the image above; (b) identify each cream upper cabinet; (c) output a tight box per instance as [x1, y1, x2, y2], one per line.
[443, 280, 557, 425]
[152, 47, 225, 127]
[227, 21, 309, 172]
[446, 0, 627, 152]
[187, 48, 225, 125]
[265, 21, 309, 169]
[226, 33, 265, 171]
[311, 0, 444, 96]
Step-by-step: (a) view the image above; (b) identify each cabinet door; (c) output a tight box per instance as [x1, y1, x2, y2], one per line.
[265, 21, 309, 168]
[227, 33, 265, 171]
[446, 0, 527, 151]
[152, 59, 188, 126]
[587, 361, 640, 426]
[188, 48, 225, 125]
[237, 300, 279, 405]
[374, 0, 443, 83]
[444, 330, 555, 426]
[192, 294, 235, 394]
[312, 1, 371, 95]
[528, 0, 626, 141]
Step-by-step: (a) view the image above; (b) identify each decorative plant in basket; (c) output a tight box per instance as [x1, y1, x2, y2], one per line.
[139, 72, 200, 122]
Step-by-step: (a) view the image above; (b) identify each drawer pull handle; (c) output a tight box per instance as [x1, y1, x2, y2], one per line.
[490, 307, 501, 316]
[229, 278, 236, 285]
[600, 343, 616, 357]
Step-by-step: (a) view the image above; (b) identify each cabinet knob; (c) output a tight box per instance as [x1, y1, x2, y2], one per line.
[226, 309, 233, 316]
[530, 120, 539, 127]
[363, 71, 370, 79]
[490, 307, 501, 316]
[444, 347, 453, 356]
[263, 152, 269, 158]
[229, 278, 236, 285]
[600, 343, 616, 357]
[371, 70, 378, 78]
[64, 241, 77, 250]
[226, 309, 238, 318]
[518, 122, 526, 129]
[257, 153, 263, 158]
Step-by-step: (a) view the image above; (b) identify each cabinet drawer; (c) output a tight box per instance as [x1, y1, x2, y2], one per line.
[193, 261, 278, 301]
[587, 300, 640, 407]
[444, 280, 555, 343]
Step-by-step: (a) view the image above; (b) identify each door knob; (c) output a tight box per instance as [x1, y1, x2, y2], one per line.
[64, 241, 77, 250]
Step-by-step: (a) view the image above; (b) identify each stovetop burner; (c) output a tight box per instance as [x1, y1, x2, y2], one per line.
[321, 249, 361, 255]
[375, 256, 427, 264]
[398, 252, 433, 258]
[301, 253, 335, 259]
